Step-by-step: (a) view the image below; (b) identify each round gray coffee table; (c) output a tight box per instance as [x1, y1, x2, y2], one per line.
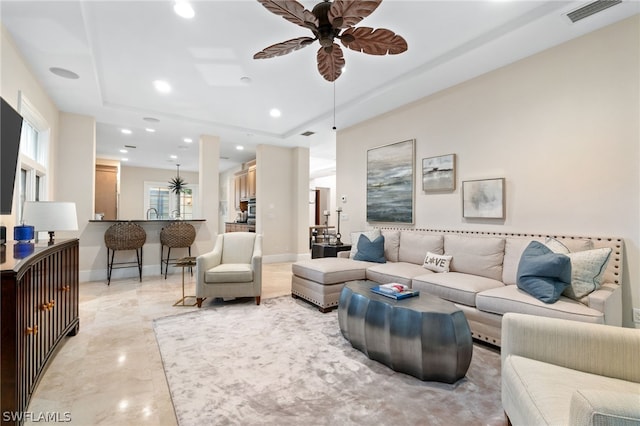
[338, 280, 473, 383]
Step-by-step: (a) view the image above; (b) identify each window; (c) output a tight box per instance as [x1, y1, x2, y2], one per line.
[144, 181, 198, 220]
[17, 93, 49, 222]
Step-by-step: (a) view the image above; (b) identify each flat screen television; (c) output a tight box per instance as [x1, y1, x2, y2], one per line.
[1, 97, 24, 215]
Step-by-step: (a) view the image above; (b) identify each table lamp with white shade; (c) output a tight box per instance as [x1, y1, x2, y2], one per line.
[22, 201, 78, 245]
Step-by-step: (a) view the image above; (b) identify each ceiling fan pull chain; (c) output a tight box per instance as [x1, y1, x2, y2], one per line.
[332, 80, 337, 131]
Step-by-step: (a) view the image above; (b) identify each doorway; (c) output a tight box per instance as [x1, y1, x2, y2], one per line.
[95, 165, 118, 219]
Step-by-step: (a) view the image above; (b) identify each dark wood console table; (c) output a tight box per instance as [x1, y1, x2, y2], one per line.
[1, 239, 79, 425]
[311, 243, 352, 259]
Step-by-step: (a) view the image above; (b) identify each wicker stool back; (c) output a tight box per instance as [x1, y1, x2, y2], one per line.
[104, 222, 146, 285]
[160, 222, 196, 278]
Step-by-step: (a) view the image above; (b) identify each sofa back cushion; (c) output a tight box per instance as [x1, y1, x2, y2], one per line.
[381, 229, 401, 262]
[503, 237, 544, 285]
[398, 231, 443, 265]
[445, 234, 505, 281]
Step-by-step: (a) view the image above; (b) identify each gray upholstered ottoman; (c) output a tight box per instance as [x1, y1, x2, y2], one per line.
[291, 258, 369, 312]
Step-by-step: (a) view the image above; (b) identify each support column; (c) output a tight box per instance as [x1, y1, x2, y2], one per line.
[198, 135, 220, 248]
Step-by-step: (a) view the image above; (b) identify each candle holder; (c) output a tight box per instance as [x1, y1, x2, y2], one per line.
[335, 207, 343, 245]
[323, 210, 330, 240]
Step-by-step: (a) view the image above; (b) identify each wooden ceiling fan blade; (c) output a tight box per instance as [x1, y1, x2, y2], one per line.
[328, 0, 382, 29]
[340, 27, 407, 55]
[317, 44, 345, 82]
[254, 37, 316, 59]
[257, 0, 318, 30]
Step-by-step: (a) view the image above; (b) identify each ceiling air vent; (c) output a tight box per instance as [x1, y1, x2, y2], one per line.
[124, 145, 136, 149]
[566, 0, 622, 23]
[301, 131, 315, 137]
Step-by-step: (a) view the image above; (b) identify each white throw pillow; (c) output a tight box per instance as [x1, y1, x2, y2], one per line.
[563, 248, 612, 301]
[544, 238, 612, 302]
[423, 251, 453, 273]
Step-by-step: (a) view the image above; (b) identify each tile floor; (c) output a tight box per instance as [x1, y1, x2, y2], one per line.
[24, 263, 294, 426]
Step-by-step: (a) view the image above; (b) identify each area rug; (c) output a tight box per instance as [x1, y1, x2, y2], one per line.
[153, 296, 505, 426]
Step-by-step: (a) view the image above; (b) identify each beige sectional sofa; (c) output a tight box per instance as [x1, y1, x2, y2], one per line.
[501, 313, 640, 425]
[291, 228, 624, 346]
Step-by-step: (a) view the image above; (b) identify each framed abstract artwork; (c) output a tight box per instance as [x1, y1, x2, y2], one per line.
[422, 154, 456, 192]
[366, 139, 414, 223]
[462, 178, 505, 219]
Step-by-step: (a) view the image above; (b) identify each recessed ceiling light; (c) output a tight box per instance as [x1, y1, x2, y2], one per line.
[236, 145, 244, 151]
[121, 129, 132, 135]
[183, 138, 193, 143]
[270, 108, 281, 118]
[153, 80, 172, 93]
[49, 67, 80, 79]
[120, 149, 128, 153]
[145, 128, 156, 133]
[122, 158, 129, 162]
[170, 155, 178, 159]
[173, 1, 195, 19]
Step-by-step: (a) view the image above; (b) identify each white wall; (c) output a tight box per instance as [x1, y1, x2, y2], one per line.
[336, 16, 639, 327]
[119, 165, 199, 220]
[0, 25, 59, 231]
[257, 145, 309, 262]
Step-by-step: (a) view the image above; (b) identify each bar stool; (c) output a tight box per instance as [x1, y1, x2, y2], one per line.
[104, 222, 146, 285]
[160, 222, 196, 279]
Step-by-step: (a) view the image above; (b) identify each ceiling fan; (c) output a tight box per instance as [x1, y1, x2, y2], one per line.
[253, 0, 408, 82]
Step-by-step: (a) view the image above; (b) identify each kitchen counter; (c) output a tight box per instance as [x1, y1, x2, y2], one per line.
[88, 219, 206, 223]
[225, 222, 255, 233]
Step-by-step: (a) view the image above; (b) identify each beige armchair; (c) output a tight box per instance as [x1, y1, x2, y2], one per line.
[501, 313, 640, 425]
[196, 232, 262, 308]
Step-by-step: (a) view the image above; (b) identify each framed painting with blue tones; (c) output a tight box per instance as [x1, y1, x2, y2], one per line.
[366, 139, 414, 224]
[422, 154, 456, 192]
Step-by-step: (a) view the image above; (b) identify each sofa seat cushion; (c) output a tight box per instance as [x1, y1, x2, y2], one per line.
[477, 286, 604, 323]
[366, 262, 431, 286]
[412, 272, 503, 307]
[292, 258, 369, 285]
[204, 263, 253, 283]
[502, 355, 639, 426]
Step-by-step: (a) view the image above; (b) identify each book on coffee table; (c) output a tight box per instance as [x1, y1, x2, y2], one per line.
[370, 283, 420, 300]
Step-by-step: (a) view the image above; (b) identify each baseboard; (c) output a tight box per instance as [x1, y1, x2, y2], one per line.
[263, 253, 299, 264]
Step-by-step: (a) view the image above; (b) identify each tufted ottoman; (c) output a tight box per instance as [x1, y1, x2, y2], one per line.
[291, 258, 369, 312]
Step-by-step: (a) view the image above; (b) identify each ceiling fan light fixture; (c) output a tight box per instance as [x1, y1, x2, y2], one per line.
[254, 0, 407, 82]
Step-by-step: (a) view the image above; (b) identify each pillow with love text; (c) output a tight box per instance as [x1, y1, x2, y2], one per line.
[423, 251, 453, 273]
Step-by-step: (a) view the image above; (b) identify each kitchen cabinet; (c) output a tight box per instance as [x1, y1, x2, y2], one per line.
[247, 165, 256, 199]
[234, 160, 256, 210]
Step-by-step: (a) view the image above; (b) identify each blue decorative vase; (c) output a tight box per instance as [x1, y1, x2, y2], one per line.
[13, 225, 34, 242]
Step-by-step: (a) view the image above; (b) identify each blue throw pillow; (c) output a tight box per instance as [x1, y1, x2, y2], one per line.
[516, 241, 571, 304]
[353, 234, 386, 263]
